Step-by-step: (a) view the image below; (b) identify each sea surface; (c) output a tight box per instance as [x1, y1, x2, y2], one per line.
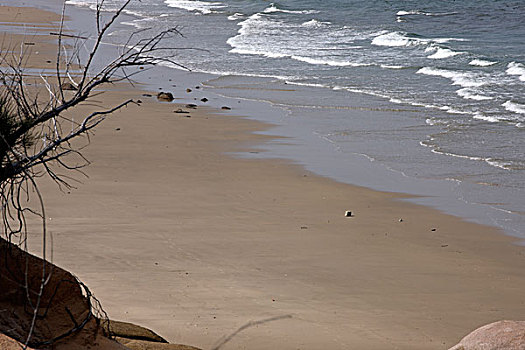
[65, 0, 524, 238]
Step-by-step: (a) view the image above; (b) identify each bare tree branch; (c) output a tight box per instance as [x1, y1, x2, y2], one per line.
[0, 0, 184, 346]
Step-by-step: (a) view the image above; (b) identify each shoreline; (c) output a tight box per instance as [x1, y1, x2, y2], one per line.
[2, 3, 525, 350]
[14, 0, 524, 239]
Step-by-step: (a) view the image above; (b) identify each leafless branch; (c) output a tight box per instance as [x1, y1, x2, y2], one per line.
[211, 315, 293, 350]
[0, 0, 184, 346]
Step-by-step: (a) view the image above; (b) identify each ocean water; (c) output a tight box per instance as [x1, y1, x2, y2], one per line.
[65, 0, 524, 237]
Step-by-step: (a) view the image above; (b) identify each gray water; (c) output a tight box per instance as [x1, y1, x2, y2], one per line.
[61, 0, 524, 238]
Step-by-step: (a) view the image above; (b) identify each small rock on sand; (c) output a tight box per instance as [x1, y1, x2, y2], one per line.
[61, 82, 77, 91]
[157, 92, 174, 102]
[186, 104, 197, 109]
[200, 98, 208, 103]
[186, 88, 192, 93]
[221, 106, 231, 110]
[174, 109, 189, 114]
[449, 320, 525, 350]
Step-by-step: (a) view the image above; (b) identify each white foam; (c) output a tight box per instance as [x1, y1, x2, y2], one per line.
[503, 100, 525, 115]
[425, 118, 448, 126]
[457, 88, 492, 101]
[417, 67, 485, 88]
[371, 31, 464, 48]
[301, 19, 331, 28]
[371, 32, 426, 47]
[430, 149, 484, 162]
[473, 113, 500, 122]
[396, 10, 424, 16]
[263, 3, 319, 15]
[469, 59, 497, 67]
[65, 0, 97, 10]
[291, 55, 369, 67]
[506, 62, 525, 82]
[380, 64, 405, 69]
[427, 47, 464, 59]
[228, 13, 244, 21]
[397, 10, 458, 16]
[229, 47, 288, 58]
[485, 159, 512, 170]
[164, 0, 227, 14]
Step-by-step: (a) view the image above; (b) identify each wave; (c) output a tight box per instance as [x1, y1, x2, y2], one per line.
[503, 100, 525, 115]
[416, 67, 486, 88]
[291, 55, 370, 67]
[421, 144, 516, 171]
[457, 88, 492, 101]
[301, 19, 331, 28]
[506, 62, 525, 82]
[425, 47, 464, 59]
[380, 64, 405, 69]
[164, 0, 227, 14]
[228, 13, 244, 21]
[396, 10, 458, 17]
[371, 31, 426, 47]
[371, 31, 465, 48]
[262, 3, 319, 15]
[229, 46, 288, 58]
[473, 113, 500, 123]
[485, 159, 514, 170]
[469, 59, 497, 67]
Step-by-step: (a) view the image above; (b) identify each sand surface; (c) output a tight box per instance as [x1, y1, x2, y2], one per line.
[2, 3, 525, 350]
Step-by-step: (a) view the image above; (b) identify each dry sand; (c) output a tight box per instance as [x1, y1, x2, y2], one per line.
[2, 4, 525, 350]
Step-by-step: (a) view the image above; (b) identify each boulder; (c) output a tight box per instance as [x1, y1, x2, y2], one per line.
[157, 92, 174, 102]
[449, 320, 525, 350]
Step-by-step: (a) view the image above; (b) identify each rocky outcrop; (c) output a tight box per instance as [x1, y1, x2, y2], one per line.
[116, 338, 201, 350]
[0, 239, 124, 349]
[108, 320, 168, 343]
[449, 320, 525, 350]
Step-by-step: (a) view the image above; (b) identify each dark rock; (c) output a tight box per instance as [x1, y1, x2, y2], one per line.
[200, 98, 208, 103]
[221, 106, 231, 110]
[186, 104, 197, 109]
[142, 94, 152, 97]
[157, 92, 174, 102]
[60, 82, 77, 91]
[174, 109, 190, 113]
[186, 88, 192, 93]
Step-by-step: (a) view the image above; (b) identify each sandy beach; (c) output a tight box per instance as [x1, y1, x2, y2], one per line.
[2, 3, 525, 349]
